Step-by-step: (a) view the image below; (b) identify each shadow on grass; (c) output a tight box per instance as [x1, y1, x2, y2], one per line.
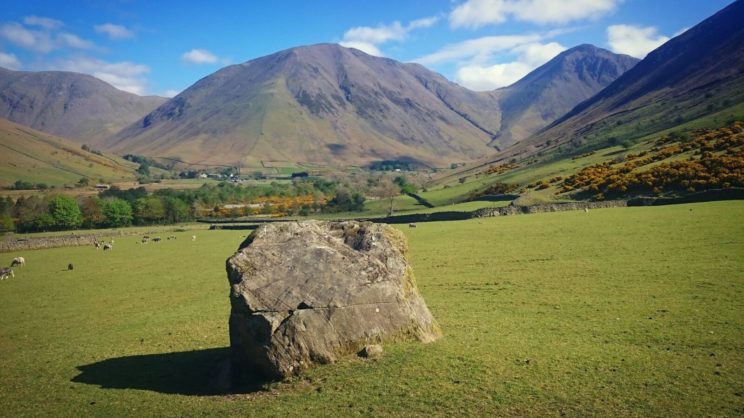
[72, 347, 272, 395]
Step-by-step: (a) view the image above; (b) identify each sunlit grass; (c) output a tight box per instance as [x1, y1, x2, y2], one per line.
[0, 201, 742, 416]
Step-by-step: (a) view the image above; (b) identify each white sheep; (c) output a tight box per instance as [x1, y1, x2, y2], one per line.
[10, 256, 25, 267]
[0, 267, 14, 280]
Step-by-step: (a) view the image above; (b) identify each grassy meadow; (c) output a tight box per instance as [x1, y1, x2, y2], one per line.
[0, 201, 743, 416]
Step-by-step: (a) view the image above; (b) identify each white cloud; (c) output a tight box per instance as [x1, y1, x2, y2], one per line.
[415, 34, 541, 65]
[515, 41, 566, 66]
[457, 62, 532, 90]
[0, 51, 21, 70]
[0, 21, 96, 53]
[343, 22, 407, 45]
[607, 24, 669, 58]
[94, 23, 134, 39]
[181, 48, 219, 64]
[673, 27, 689, 37]
[23, 15, 62, 30]
[455, 41, 566, 90]
[0, 22, 54, 53]
[58, 33, 95, 49]
[51, 57, 150, 95]
[337, 41, 383, 57]
[408, 16, 440, 30]
[450, 0, 620, 28]
[162, 89, 181, 98]
[340, 16, 439, 57]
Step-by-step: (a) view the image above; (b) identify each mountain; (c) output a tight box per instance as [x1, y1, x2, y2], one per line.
[0, 117, 137, 187]
[504, 0, 744, 159]
[0, 67, 166, 145]
[105, 43, 635, 168]
[106, 44, 503, 167]
[492, 44, 638, 146]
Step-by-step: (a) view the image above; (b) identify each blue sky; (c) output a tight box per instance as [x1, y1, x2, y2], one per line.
[0, 0, 734, 96]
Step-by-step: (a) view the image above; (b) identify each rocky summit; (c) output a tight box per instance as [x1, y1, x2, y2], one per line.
[225, 220, 441, 379]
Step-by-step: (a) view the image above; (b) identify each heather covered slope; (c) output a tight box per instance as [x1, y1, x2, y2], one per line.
[0, 67, 165, 145]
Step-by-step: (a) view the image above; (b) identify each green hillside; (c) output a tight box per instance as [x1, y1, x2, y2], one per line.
[0, 118, 138, 187]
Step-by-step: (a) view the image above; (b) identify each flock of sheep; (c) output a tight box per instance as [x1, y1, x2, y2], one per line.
[0, 256, 25, 280]
[1, 233, 198, 281]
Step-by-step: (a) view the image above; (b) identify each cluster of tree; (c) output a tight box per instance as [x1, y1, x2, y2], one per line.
[0, 194, 133, 233]
[7, 180, 52, 190]
[560, 122, 744, 200]
[468, 182, 518, 200]
[80, 144, 104, 156]
[0, 178, 372, 233]
[122, 154, 171, 171]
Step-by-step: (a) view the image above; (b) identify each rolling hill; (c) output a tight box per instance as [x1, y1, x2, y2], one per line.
[0, 118, 138, 187]
[0, 67, 166, 145]
[105, 43, 636, 167]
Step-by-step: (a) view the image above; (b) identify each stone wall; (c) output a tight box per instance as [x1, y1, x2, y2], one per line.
[472, 200, 628, 218]
[0, 234, 98, 253]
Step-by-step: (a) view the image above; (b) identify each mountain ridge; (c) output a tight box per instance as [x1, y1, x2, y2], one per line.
[511, 0, 744, 158]
[104, 43, 636, 167]
[0, 67, 166, 145]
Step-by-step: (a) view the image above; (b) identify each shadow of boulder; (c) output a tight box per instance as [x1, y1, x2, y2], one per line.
[72, 347, 271, 395]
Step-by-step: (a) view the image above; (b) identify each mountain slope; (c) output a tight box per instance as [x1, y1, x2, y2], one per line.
[0, 118, 137, 187]
[0, 67, 166, 144]
[493, 44, 638, 146]
[107, 43, 637, 167]
[504, 0, 744, 159]
[107, 44, 506, 166]
[106, 44, 503, 167]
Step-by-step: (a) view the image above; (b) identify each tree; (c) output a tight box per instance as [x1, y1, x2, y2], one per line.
[137, 162, 151, 177]
[375, 177, 400, 216]
[133, 196, 165, 224]
[79, 196, 105, 228]
[48, 195, 83, 230]
[0, 215, 14, 233]
[163, 197, 191, 223]
[20, 213, 55, 232]
[102, 198, 133, 227]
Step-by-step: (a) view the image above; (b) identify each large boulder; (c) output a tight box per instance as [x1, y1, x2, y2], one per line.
[226, 220, 441, 379]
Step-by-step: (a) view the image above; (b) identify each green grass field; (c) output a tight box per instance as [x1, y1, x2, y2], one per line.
[1, 201, 743, 416]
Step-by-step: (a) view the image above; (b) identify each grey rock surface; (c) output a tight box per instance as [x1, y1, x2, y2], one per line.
[226, 220, 441, 379]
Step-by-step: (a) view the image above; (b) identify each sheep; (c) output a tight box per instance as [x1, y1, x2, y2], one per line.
[103, 243, 113, 251]
[68, 263, 74, 271]
[0, 267, 14, 280]
[152, 237, 162, 243]
[584, 208, 590, 213]
[10, 257, 25, 267]
[94, 241, 101, 249]
[408, 223, 417, 228]
[192, 235, 196, 241]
